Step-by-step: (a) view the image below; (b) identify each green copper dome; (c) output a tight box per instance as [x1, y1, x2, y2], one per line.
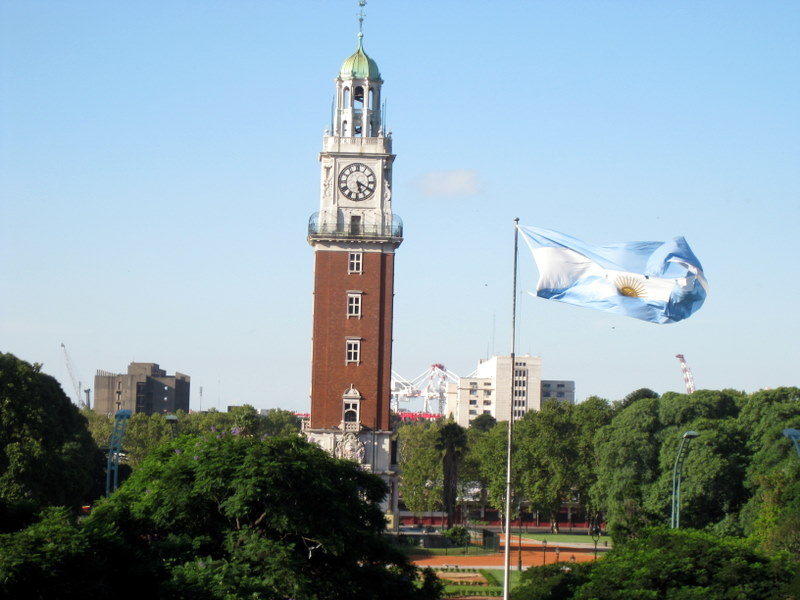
[339, 33, 381, 80]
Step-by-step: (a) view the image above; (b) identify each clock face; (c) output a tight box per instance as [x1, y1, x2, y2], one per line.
[338, 163, 376, 201]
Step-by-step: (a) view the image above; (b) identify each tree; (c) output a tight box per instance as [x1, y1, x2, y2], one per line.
[570, 528, 796, 600]
[0, 506, 151, 599]
[737, 387, 800, 552]
[436, 420, 467, 528]
[0, 353, 104, 532]
[512, 528, 798, 600]
[590, 395, 663, 539]
[615, 387, 659, 410]
[397, 421, 444, 518]
[470, 412, 497, 432]
[472, 421, 519, 525]
[86, 432, 441, 600]
[515, 402, 577, 532]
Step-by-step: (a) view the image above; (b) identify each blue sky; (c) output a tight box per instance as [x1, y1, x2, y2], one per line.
[2, 1, 798, 413]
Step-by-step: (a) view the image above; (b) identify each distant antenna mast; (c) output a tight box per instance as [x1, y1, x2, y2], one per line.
[675, 354, 696, 394]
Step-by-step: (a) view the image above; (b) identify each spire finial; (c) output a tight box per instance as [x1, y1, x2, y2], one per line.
[357, 1, 367, 37]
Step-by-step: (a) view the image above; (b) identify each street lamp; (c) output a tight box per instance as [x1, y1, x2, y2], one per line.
[542, 539, 547, 565]
[671, 430, 699, 529]
[166, 414, 179, 439]
[590, 522, 601, 560]
[783, 428, 800, 458]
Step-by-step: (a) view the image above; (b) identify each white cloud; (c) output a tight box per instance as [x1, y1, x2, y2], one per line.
[416, 169, 480, 197]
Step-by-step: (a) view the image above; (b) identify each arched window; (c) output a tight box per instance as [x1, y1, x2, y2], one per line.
[343, 87, 350, 108]
[344, 403, 358, 422]
[342, 385, 361, 425]
[342, 120, 349, 137]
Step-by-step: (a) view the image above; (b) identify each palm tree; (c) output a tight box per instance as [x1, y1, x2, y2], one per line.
[436, 421, 468, 529]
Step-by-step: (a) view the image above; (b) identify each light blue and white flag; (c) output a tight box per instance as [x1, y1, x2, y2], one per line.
[518, 226, 708, 324]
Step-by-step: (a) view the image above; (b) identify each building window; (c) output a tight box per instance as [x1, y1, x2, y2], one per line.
[347, 292, 362, 318]
[348, 252, 363, 274]
[344, 401, 359, 422]
[346, 339, 361, 364]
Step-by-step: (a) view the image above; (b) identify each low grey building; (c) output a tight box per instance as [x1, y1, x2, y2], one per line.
[94, 362, 190, 415]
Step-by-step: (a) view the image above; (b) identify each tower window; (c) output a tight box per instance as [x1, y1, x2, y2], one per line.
[350, 215, 362, 235]
[348, 252, 363, 274]
[344, 401, 359, 423]
[347, 292, 362, 318]
[346, 339, 361, 364]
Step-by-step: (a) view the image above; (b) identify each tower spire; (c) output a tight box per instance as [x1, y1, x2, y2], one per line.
[358, 1, 367, 36]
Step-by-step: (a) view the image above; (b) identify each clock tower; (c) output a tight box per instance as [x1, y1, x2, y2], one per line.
[305, 8, 401, 523]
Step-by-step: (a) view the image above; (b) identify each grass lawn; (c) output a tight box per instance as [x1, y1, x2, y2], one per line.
[517, 532, 612, 546]
[438, 568, 522, 597]
[399, 544, 498, 558]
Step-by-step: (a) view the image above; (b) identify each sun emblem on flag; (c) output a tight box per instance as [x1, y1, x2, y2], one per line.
[616, 275, 647, 298]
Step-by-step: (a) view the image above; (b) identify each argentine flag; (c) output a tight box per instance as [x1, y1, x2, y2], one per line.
[518, 226, 708, 324]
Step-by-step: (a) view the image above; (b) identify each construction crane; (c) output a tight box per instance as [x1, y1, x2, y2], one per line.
[106, 410, 132, 496]
[675, 354, 696, 394]
[391, 364, 460, 414]
[61, 343, 89, 408]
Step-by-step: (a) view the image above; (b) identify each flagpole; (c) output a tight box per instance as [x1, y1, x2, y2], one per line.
[503, 218, 520, 600]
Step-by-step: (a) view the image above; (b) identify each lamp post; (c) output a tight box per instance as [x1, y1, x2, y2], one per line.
[166, 414, 178, 439]
[783, 428, 800, 458]
[590, 523, 601, 560]
[542, 540, 547, 565]
[671, 430, 699, 529]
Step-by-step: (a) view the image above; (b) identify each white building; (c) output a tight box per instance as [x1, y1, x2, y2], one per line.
[444, 355, 540, 426]
[445, 355, 577, 427]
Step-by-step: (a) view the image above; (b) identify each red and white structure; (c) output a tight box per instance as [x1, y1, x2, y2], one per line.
[675, 354, 696, 394]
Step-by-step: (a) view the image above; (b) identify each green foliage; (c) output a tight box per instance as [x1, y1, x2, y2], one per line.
[511, 563, 592, 600]
[513, 528, 798, 600]
[570, 528, 796, 600]
[591, 389, 764, 540]
[511, 398, 613, 531]
[471, 421, 512, 515]
[469, 412, 497, 432]
[436, 420, 468, 528]
[398, 421, 444, 515]
[0, 353, 105, 532]
[0, 507, 154, 599]
[0, 432, 440, 599]
[443, 525, 470, 547]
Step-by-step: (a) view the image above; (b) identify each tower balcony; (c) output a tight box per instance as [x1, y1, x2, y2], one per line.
[308, 212, 403, 244]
